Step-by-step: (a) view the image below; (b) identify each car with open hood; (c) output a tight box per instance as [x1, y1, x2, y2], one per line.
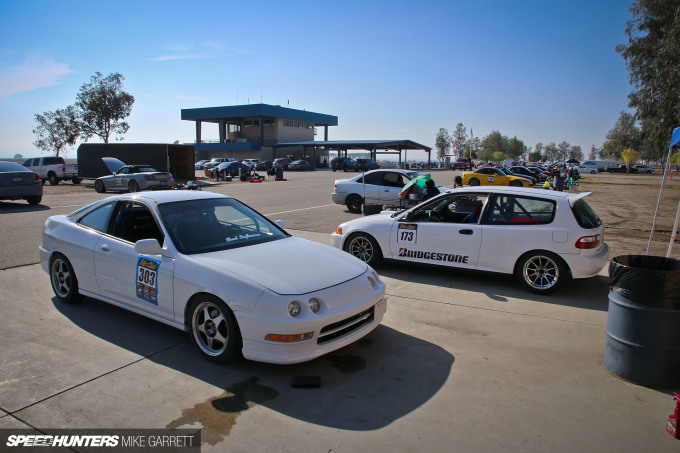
[94, 157, 175, 193]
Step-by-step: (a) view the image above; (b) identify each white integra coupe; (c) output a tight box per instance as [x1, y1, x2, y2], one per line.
[331, 187, 609, 294]
[40, 191, 386, 364]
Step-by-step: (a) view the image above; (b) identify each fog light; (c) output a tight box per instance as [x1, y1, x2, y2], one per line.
[308, 298, 320, 313]
[288, 301, 301, 317]
[265, 332, 313, 342]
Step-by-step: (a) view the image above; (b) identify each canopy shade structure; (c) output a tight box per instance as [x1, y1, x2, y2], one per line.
[272, 139, 432, 165]
[647, 126, 680, 255]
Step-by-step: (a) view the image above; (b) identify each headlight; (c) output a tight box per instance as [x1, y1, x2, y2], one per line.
[288, 301, 301, 317]
[308, 298, 321, 313]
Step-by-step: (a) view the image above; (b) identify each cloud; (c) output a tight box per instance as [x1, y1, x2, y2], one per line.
[148, 41, 254, 61]
[0, 55, 73, 99]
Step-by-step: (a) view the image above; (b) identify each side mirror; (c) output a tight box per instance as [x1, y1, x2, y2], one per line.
[275, 219, 284, 229]
[135, 239, 164, 256]
[403, 211, 414, 222]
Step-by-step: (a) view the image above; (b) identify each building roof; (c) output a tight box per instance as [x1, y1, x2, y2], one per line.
[272, 140, 432, 152]
[181, 103, 338, 126]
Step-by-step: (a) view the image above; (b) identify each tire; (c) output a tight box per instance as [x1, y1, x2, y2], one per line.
[515, 251, 568, 294]
[72, 177, 81, 185]
[48, 172, 60, 185]
[346, 194, 363, 213]
[49, 253, 81, 303]
[26, 195, 42, 205]
[469, 178, 480, 186]
[188, 295, 241, 363]
[128, 180, 139, 192]
[344, 233, 382, 266]
[510, 180, 523, 187]
[94, 179, 106, 193]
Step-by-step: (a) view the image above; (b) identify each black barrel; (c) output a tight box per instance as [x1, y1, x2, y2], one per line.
[604, 255, 680, 387]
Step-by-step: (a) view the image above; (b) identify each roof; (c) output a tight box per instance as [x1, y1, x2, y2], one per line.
[273, 140, 432, 152]
[181, 103, 338, 126]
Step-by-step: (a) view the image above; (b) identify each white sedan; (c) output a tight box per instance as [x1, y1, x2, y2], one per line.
[40, 191, 386, 364]
[332, 169, 451, 213]
[332, 187, 609, 294]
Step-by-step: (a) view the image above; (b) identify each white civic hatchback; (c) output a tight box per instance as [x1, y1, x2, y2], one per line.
[40, 191, 386, 364]
[332, 187, 609, 294]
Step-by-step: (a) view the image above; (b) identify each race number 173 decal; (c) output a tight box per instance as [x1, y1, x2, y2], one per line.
[397, 223, 418, 244]
[136, 256, 160, 305]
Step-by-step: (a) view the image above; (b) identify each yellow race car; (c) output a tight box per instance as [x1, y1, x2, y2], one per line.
[462, 167, 533, 187]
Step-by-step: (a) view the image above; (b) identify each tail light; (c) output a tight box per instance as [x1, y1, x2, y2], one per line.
[34, 174, 41, 183]
[144, 175, 157, 180]
[575, 234, 601, 249]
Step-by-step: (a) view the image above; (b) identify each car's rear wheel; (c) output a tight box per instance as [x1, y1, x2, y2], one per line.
[188, 296, 241, 363]
[510, 180, 523, 187]
[128, 180, 139, 192]
[48, 172, 60, 185]
[515, 251, 568, 294]
[50, 253, 81, 303]
[469, 178, 480, 186]
[345, 233, 382, 266]
[26, 195, 42, 205]
[346, 194, 363, 213]
[94, 180, 106, 193]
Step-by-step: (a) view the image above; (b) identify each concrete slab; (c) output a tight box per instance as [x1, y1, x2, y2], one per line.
[0, 229, 678, 452]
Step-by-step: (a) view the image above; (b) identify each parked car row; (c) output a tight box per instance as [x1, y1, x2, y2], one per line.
[331, 157, 380, 172]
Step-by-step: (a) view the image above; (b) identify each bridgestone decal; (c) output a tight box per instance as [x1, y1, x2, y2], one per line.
[398, 248, 469, 264]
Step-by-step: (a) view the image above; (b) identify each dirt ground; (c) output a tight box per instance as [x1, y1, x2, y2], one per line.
[40, 170, 680, 260]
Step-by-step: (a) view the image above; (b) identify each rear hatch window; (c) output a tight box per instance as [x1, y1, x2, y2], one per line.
[572, 198, 602, 228]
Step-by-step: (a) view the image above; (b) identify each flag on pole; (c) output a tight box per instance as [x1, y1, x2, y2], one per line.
[470, 129, 473, 138]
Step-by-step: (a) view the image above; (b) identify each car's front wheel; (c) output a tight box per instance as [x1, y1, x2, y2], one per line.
[188, 296, 241, 363]
[469, 178, 480, 186]
[346, 194, 363, 213]
[515, 251, 568, 294]
[345, 233, 382, 266]
[48, 172, 60, 185]
[128, 180, 139, 192]
[510, 180, 523, 187]
[50, 253, 81, 303]
[94, 180, 106, 193]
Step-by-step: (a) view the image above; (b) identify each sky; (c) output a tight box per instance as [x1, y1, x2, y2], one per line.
[0, 0, 635, 161]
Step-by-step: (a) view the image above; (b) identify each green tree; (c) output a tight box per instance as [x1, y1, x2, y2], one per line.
[76, 72, 134, 143]
[617, 0, 680, 160]
[603, 111, 641, 159]
[32, 105, 80, 157]
[543, 142, 557, 162]
[468, 136, 482, 159]
[481, 131, 507, 161]
[452, 123, 468, 157]
[588, 144, 602, 160]
[557, 141, 571, 161]
[435, 128, 451, 164]
[528, 149, 542, 162]
[491, 151, 506, 163]
[622, 148, 640, 173]
[507, 136, 526, 160]
[569, 145, 584, 161]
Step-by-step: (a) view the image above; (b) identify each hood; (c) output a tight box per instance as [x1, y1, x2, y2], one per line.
[190, 236, 368, 295]
[102, 157, 126, 174]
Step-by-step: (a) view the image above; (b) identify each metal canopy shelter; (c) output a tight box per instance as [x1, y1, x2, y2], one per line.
[272, 139, 432, 167]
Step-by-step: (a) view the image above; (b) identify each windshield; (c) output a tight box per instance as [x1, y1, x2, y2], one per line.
[158, 198, 289, 254]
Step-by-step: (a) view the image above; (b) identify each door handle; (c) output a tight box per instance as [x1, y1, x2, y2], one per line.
[100, 244, 110, 251]
[459, 229, 473, 235]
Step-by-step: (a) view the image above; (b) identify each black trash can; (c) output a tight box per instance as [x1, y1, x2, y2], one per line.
[604, 255, 680, 387]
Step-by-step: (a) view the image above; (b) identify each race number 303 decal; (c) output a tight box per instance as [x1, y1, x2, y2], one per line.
[136, 256, 160, 305]
[397, 223, 418, 244]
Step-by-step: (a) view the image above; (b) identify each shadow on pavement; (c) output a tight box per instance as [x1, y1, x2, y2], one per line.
[376, 261, 611, 312]
[54, 296, 454, 438]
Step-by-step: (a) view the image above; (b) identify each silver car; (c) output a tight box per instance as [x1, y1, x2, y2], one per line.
[94, 157, 174, 193]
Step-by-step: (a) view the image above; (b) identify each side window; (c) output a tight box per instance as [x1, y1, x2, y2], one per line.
[78, 202, 117, 233]
[484, 195, 555, 225]
[383, 172, 404, 187]
[118, 167, 129, 174]
[111, 202, 164, 244]
[361, 171, 383, 185]
[22, 159, 31, 167]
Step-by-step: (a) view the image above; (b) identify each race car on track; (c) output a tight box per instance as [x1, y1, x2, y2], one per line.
[40, 191, 387, 364]
[462, 167, 533, 187]
[331, 187, 609, 294]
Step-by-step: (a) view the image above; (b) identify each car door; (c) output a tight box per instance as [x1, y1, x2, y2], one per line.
[380, 172, 409, 205]
[355, 171, 383, 204]
[388, 194, 483, 269]
[94, 200, 175, 320]
[109, 168, 130, 191]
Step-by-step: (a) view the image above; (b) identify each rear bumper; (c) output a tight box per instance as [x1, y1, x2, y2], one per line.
[0, 184, 43, 200]
[562, 242, 610, 279]
[331, 192, 347, 205]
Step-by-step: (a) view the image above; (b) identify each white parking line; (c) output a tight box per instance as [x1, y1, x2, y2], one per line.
[266, 204, 335, 216]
